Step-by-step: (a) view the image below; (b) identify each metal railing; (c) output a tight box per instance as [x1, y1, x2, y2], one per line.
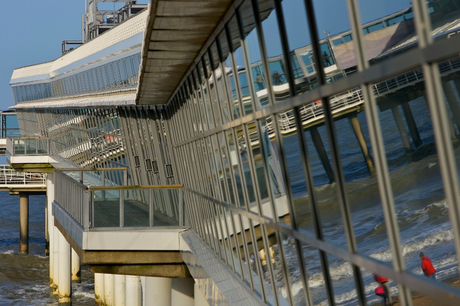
[0, 165, 46, 185]
[6, 137, 50, 156]
[54, 169, 184, 230]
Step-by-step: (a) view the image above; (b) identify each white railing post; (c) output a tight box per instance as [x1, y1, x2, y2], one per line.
[83, 190, 90, 231]
[179, 188, 184, 227]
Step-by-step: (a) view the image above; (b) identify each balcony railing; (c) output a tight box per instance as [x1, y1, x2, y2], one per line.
[54, 169, 184, 230]
[6, 137, 50, 156]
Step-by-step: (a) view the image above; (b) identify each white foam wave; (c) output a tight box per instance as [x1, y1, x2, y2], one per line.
[2, 250, 14, 255]
[369, 229, 454, 262]
[303, 229, 454, 290]
[402, 229, 454, 256]
[73, 290, 95, 299]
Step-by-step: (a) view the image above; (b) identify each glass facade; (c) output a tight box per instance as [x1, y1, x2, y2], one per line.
[11, 0, 460, 305]
[12, 53, 141, 103]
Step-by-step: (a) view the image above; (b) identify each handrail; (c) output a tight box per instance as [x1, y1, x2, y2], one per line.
[88, 185, 183, 190]
[58, 167, 128, 171]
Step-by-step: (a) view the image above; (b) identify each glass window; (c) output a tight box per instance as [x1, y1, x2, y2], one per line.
[210, 41, 231, 124]
[385, 14, 404, 26]
[364, 22, 385, 34]
[282, 0, 313, 94]
[204, 50, 222, 126]
[228, 16, 253, 116]
[257, 0, 289, 103]
[343, 34, 352, 42]
[332, 38, 343, 46]
[218, 29, 240, 120]
[239, 0, 267, 111]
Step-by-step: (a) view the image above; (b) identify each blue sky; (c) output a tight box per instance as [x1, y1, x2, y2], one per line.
[0, 0, 149, 111]
[0, 0, 411, 111]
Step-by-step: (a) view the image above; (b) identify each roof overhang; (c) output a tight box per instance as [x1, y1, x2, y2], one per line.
[136, 0, 233, 105]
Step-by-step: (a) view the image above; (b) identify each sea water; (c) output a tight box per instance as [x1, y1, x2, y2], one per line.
[0, 194, 94, 305]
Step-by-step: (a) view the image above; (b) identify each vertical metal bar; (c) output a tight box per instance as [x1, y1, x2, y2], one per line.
[225, 18, 244, 118]
[149, 188, 154, 227]
[120, 188, 124, 228]
[227, 127, 256, 291]
[179, 188, 184, 227]
[91, 190, 95, 228]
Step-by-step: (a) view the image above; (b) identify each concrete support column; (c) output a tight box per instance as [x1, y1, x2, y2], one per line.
[402, 102, 422, 147]
[391, 106, 412, 152]
[171, 279, 194, 306]
[442, 80, 460, 132]
[194, 282, 209, 306]
[53, 226, 60, 295]
[94, 273, 105, 306]
[310, 127, 335, 182]
[19, 193, 29, 254]
[58, 231, 71, 304]
[104, 273, 114, 306]
[114, 274, 126, 306]
[125, 275, 141, 306]
[71, 248, 81, 283]
[348, 114, 375, 175]
[45, 204, 49, 255]
[142, 277, 172, 306]
[47, 173, 56, 291]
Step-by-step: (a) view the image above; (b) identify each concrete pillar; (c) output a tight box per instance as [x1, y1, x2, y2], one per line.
[53, 226, 60, 295]
[310, 127, 335, 182]
[58, 231, 71, 304]
[104, 273, 114, 306]
[391, 107, 412, 152]
[19, 193, 29, 254]
[194, 282, 209, 306]
[125, 275, 141, 306]
[348, 114, 375, 175]
[94, 273, 105, 306]
[444, 80, 460, 132]
[402, 102, 422, 148]
[143, 277, 172, 306]
[71, 248, 81, 283]
[114, 274, 126, 306]
[171, 279, 194, 306]
[45, 204, 49, 255]
[47, 173, 56, 291]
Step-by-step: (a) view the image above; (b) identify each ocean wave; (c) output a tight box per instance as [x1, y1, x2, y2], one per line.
[300, 229, 455, 290]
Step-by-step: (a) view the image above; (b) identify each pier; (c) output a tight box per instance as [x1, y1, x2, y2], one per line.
[6, 0, 460, 305]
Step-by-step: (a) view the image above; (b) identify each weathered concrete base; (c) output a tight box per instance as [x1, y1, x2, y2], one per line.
[114, 274, 126, 306]
[126, 275, 141, 306]
[104, 274, 114, 306]
[58, 231, 71, 304]
[94, 273, 104, 306]
[72, 248, 81, 283]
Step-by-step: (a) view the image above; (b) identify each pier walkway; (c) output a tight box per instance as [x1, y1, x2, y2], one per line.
[0, 165, 46, 193]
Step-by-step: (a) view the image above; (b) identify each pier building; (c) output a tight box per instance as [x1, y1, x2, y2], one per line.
[7, 0, 460, 305]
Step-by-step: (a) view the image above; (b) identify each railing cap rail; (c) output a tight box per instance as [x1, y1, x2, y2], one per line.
[7, 136, 49, 139]
[57, 167, 128, 171]
[89, 185, 183, 190]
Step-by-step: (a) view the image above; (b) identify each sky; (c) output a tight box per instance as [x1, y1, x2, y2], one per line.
[0, 0, 411, 112]
[0, 0, 149, 112]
